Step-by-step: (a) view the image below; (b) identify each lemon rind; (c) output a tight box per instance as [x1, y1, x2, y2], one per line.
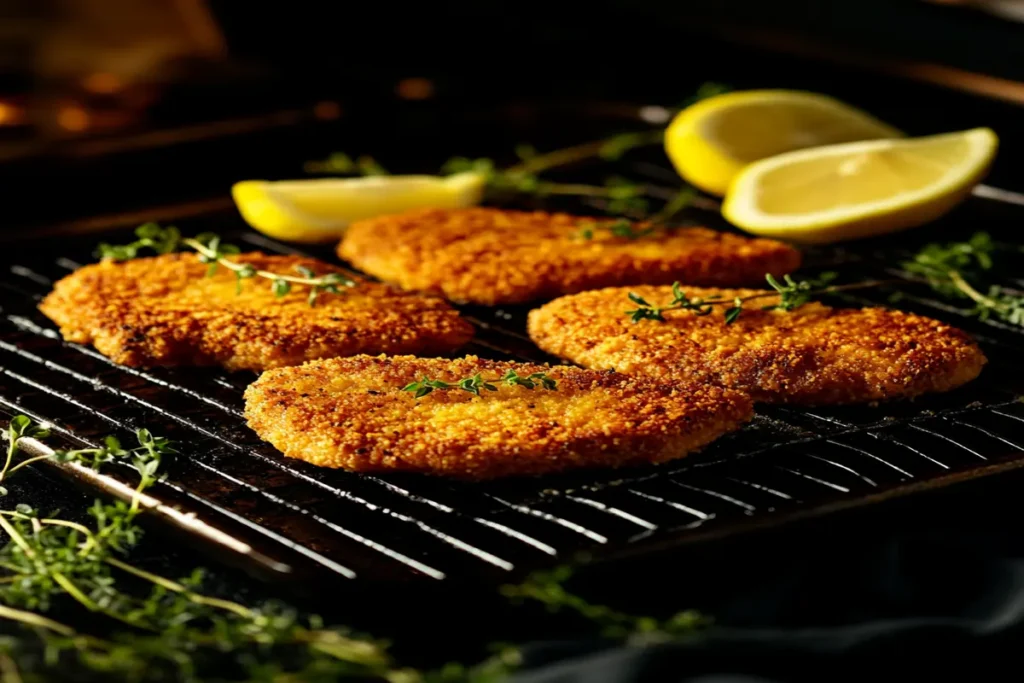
[231, 172, 486, 244]
[722, 127, 997, 239]
[665, 89, 904, 196]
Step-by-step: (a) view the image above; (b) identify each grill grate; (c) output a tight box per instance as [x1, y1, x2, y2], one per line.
[3, 157, 1024, 584]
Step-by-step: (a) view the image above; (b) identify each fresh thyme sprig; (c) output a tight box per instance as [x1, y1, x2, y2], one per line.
[0, 417, 422, 681]
[184, 233, 356, 304]
[899, 231, 1024, 326]
[441, 129, 664, 187]
[0, 415, 711, 681]
[99, 223, 357, 306]
[576, 219, 655, 241]
[440, 144, 699, 242]
[308, 82, 733, 234]
[438, 154, 655, 211]
[0, 425, 176, 624]
[573, 184, 699, 241]
[303, 152, 390, 176]
[625, 273, 846, 324]
[0, 416, 50, 494]
[674, 81, 732, 109]
[623, 232, 1024, 328]
[500, 565, 710, 642]
[97, 222, 182, 261]
[402, 371, 558, 398]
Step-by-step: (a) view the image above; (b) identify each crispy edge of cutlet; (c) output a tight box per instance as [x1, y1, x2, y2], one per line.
[242, 354, 754, 480]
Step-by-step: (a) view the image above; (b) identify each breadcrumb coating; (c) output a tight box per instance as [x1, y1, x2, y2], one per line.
[39, 252, 473, 371]
[243, 354, 753, 479]
[527, 285, 987, 405]
[338, 207, 801, 305]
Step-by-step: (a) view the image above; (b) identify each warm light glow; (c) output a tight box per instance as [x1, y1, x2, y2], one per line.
[638, 105, 671, 124]
[82, 72, 123, 95]
[395, 77, 434, 100]
[57, 106, 91, 132]
[0, 102, 24, 126]
[313, 101, 342, 120]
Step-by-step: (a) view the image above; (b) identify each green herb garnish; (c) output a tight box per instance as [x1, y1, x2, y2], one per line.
[0, 416, 426, 681]
[0, 416, 708, 680]
[304, 83, 733, 243]
[625, 232, 1024, 328]
[625, 273, 842, 324]
[500, 565, 710, 641]
[303, 152, 390, 176]
[402, 370, 557, 398]
[97, 222, 181, 261]
[98, 224, 356, 306]
[899, 231, 1024, 326]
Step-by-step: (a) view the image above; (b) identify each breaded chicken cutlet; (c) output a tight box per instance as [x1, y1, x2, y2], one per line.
[39, 252, 473, 372]
[338, 207, 801, 305]
[528, 285, 987, 405]
[243, 355, 753, 480]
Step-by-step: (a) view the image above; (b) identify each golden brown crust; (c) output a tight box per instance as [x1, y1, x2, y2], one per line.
[243, 354, 753, 480]
[338, 207, 802, 305]
[527, 285, 988, 405]
[39, 252, 474, 372]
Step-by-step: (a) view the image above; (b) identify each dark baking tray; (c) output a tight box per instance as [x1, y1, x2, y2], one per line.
[3, 144, 1024, 588]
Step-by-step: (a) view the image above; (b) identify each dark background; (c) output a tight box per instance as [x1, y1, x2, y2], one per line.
[5, 0, 1024, 229]
[4, 1, 1024, 680]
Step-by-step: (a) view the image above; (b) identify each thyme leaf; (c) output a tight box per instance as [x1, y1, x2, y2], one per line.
[98, 224, 357, 306]
[500, 565, 710, 641]
[0, 415, 708, 680]
[626, 273, 843, 325]
[899, 231, 1024, 326]
[97, 223, 181, 261]
[0, 417, 423, 681]
[303, 83, 727, 243]
[624, 233, 1024, 328]
[402, 370, 558, 398]
[303, 152, 389, 176]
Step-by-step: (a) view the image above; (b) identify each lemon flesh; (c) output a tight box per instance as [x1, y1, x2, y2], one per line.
[722, 128, 998, 244]
[231, 171, 486, 243]
[665, 90, 903, 196]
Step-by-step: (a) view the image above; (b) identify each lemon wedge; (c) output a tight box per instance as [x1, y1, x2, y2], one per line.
[665, 90, 903, 196]
[231, 171, 486, 243]
[722, 127, 998, 244]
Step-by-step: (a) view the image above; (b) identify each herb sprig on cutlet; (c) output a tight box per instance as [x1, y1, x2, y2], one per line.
[99, 223, 356, 306]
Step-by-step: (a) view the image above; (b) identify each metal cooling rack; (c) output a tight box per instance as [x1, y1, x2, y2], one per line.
[2, 156, 1024, 586]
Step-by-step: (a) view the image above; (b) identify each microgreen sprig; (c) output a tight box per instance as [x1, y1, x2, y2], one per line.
[402, 370, 558, 398]
[99, 224, 357, 306]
